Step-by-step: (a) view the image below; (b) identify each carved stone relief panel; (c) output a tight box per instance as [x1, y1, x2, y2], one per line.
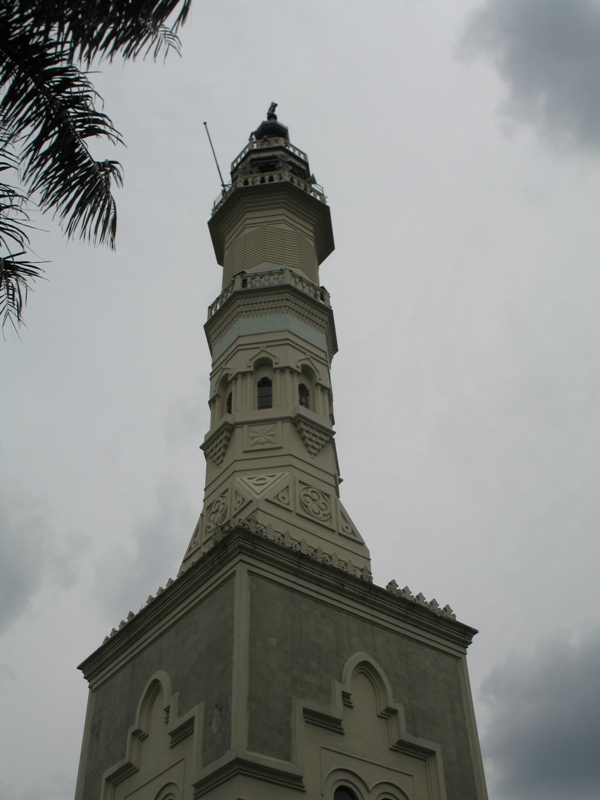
[297, 482, 334, 529]
[237, 473, 284, 497]
[244, 422, 282, 451]
[269, 481, 294, 512]
[337, 502, 364, 543]
[205, 492, 229, 535]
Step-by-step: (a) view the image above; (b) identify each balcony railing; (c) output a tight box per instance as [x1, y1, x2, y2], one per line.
[212, 169, 326, 214]
[230, 137, 308, 171]
[208, 268, 331, 319]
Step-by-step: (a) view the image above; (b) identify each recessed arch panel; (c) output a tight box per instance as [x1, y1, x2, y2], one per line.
[101, 671, 203, 800]
[299, 653, 446, 800]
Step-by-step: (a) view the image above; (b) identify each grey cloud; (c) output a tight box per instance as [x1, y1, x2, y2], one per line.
[93, 478, 194, 624]
[460, 0, 600, 153]
[0, 476, 90, 636]
[0, 482, 53, 635]
[481, 629, 600, 799]
[1, 771, 74, 800]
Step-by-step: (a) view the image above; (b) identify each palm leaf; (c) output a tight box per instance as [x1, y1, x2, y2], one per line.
[0, 253, 45, 332]
[7, 0, 191, 63]
[0, 0, 191, 327]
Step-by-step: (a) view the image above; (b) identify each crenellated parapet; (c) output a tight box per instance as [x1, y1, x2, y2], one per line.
[103, 518, 472, 646]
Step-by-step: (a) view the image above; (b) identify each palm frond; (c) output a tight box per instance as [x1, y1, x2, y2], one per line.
[0, 0, 192, 327]
[0, 253, 45, 332]
[1, 15, 124, 248]
[7, 0, 191, 63]
[0, 136, 44, 328]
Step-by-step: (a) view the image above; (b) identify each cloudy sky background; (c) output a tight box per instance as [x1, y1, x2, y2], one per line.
[1, 1, 599, 798]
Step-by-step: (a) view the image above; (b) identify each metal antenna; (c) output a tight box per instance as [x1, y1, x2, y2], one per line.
[203, 122, 227, 190]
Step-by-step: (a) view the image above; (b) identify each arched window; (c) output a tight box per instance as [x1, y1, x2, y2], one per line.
[257, 377, 272, 409]
[226, 392, 232, 414]
[334, 788, 358, 800]
[299, 383, 310, 408]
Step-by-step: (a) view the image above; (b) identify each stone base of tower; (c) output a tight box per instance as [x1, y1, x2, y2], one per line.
[76, 521, 487, 800]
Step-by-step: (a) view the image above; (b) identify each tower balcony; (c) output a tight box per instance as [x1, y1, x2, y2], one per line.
[207, 267, 331, 320]
[231, 136, 309, 171]
[212, 168, 326, 215]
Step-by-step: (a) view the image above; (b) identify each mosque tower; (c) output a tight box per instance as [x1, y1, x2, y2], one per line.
[75, 106, 488, 800]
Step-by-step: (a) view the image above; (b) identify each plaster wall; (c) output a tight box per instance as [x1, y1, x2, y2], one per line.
[247, 573, 480, 800]
[78, 578, 235, 799]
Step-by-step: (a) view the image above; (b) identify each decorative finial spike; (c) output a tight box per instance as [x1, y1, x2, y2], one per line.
[267, 102, 278, 120]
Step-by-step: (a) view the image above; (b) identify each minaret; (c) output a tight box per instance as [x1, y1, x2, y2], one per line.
[75, 108, 488, 800]
[182, 103, 370, 574]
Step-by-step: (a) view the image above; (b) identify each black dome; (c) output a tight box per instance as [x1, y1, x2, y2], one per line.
[250, 102, 289, 141]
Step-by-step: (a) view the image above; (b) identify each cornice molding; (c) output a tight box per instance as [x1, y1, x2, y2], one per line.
[205, 284, 337, 362]
[179, 515, 372, 583]
[80, 527, 477, 692]
[87, 519, 475, 681]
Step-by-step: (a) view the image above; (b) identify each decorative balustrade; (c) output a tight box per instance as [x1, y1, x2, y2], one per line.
[230, 137, 308, 170]
[208, 268, 331, 318]
[212, 169, 326, 214]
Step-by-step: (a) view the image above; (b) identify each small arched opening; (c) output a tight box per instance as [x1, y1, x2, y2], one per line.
[299, 382, 310, 408]
[334, 788, 359, 800]
[257, 377, 273, 409]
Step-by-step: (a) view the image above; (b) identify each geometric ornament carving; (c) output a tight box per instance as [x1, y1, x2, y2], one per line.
[294, 416, 332, 457]
[205, 493, 228, 534]
[273, 485, 292, 509]
[239, 473, 284, 497]
[247, 423, 279, 449]
[299, 485, 331, 522]
[202, 424, 232, 466]
[265, 477, 294, 512]
[233, 488, 248, 513]
[338, 504, 362, 541]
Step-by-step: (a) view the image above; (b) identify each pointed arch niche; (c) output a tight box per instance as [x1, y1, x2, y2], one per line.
[101, 671, 203, 800]
[297, 653, 446, 800]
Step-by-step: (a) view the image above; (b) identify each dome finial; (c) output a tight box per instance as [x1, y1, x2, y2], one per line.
[250, 103, 289, 142]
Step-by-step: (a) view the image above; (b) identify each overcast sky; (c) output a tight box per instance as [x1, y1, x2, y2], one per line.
[1, 2, 599, 799]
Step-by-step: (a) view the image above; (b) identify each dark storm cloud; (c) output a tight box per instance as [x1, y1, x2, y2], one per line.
[460, 0, 600, 153]
[481, 629, 600, 799]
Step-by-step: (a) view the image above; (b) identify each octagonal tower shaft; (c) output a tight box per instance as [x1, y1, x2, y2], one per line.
[181, 112, 370, 573]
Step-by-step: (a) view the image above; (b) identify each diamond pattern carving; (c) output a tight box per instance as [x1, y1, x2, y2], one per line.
[294, 417, 332, 457]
